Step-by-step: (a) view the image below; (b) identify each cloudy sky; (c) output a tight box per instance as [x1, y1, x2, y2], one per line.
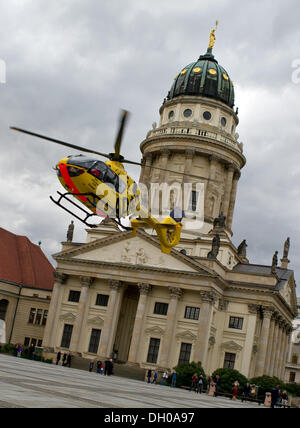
[1, 0, 300, 293]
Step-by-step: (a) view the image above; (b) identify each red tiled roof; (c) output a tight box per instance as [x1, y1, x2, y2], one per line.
[0, 227, 54, 291]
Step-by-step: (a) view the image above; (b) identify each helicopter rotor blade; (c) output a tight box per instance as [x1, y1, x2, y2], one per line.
[10, 127, 112, 159]
[114, 110, 129, 158]
[123, 159, 217, 182]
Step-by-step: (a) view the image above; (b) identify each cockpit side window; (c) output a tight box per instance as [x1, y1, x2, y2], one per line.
[67, 156, 96, 170]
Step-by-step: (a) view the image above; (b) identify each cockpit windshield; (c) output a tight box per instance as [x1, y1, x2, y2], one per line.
[67, 155, 97, 170]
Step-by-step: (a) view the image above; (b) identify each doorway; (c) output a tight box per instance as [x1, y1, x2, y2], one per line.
[113, 285, 139, 362]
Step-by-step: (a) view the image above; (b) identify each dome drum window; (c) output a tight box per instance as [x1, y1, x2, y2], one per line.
[183, 109, 192, 118]
[221, 117, 227, 127]
[203, 111, 212, 121]
[168, 110, 174, 120]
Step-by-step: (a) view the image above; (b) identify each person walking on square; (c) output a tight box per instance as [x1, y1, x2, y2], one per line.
[190, 373, 198, 392]
[171, 371, 177, 388]
[214, 374, 221, 397]
[147, 369, 152, 383]
[242, 383, 251, 402]
[108, 359, 114, 375]
[62, 352, 67, 366]
[208, 377, 216, 396]
[17, 344, 23, 357]
[97, 360, 102, 374]
[152, 370, 158, 384]
[160, 371, 168, 385]
[89, 360, 94, 372]
[56, 351, 61, 365]
[67, 353, 72, 368]
[281, 391, 289, 408]
[197, 375, 204, 394]
[100, 361, 104, 375]
[271, 385, 280, 408]
[29, 344, 35, 360]
[232, 380, 239, 400]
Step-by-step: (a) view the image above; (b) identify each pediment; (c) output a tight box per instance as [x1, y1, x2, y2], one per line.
[145, 326, 165, 335]
[176, 330, 197, 341]
[54, 229, 214, 275]
[221, 340, 243, 352]
[87, 316, 105, 326]
[59, 312, 77, 322]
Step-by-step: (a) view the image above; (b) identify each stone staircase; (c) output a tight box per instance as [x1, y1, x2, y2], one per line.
[68, 355, 146, 381]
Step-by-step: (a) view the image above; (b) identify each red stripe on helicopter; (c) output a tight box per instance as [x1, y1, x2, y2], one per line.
[58, 163, 105, 217]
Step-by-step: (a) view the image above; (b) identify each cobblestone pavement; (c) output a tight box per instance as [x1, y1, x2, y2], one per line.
[0, 354, 263, 408]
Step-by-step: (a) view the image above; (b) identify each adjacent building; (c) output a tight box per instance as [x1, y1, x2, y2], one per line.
[0, 227, 54, 347]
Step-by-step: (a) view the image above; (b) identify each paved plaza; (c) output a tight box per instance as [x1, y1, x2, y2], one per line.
[0, 354, 263, 408]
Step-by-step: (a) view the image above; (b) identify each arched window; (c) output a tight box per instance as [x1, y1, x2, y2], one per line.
[0, 300, 9, 321]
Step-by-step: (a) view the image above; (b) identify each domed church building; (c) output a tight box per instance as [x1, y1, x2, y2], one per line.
[43, 28, 298, 380]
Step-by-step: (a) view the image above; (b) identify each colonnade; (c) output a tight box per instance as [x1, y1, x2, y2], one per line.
[253, 305, 292, 379]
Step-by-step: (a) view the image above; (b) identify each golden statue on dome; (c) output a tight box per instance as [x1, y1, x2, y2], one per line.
[208, 21, 219, 50]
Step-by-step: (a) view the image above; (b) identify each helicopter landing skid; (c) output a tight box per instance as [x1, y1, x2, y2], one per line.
[50, 191, 133, 231]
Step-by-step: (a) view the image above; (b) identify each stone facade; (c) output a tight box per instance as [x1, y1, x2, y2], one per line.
[42, 220, 297, 380]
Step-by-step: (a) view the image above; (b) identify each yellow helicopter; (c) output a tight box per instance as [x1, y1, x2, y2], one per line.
[11, 111, 211, 254]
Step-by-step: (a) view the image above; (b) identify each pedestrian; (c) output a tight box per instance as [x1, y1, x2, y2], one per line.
[208, 377, 216, 396]
[67, 353, 72, 368]
[152, 370, 158, 384]
[271, 385, 280, 408]
[62, 352, 67, 366]
[214, 374, 221, 397]
[108, 359, 114, 375]
[14, 344, 18, 357]
[242, 383, 251, 402]
[97, 360, 102, 374]
[56, 351, 61, 365]
[29, 344, 35, 360]
[147, 369, 152, 384]
[89, 360, 94, 372]
[104, 360, 110, 375]
[100, 361, 104, 375]
[281, 390, 289, 408]
[264, 392, 272, 407]
[160, 371, 168, 385]
[197, 375, 204, 394]
[17, 344, 23, 357]
[190, 373, 198, 392]
[171, 371, 177, 388]
[232, 380, 239, 400]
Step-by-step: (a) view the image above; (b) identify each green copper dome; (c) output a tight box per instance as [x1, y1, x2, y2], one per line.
[167, 49, 235, 108]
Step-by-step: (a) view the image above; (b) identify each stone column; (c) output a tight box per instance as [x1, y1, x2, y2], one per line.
[269, 315, 280, 376]
[222, 165, 235, 219]
[183, 150, 195, 182]
[227, 172, 240, 229]
[264, 312, 276, 375]
[159, 287, 183, 368]
[241, 304, 259, 375]
[141, 153, 153, 185]
[274, 320, 284, 377]
[98, 280, 124, 359]
[279, 325, 289, 380]
[255, 306, 274, 377]
[43, 272, 68, 350]
[127, 283, 152, 364]
[205, 156, 219, 217]
[69, 276, 94, 352]
[193, 290, 217, 370]
[159, 149, 170, 182]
